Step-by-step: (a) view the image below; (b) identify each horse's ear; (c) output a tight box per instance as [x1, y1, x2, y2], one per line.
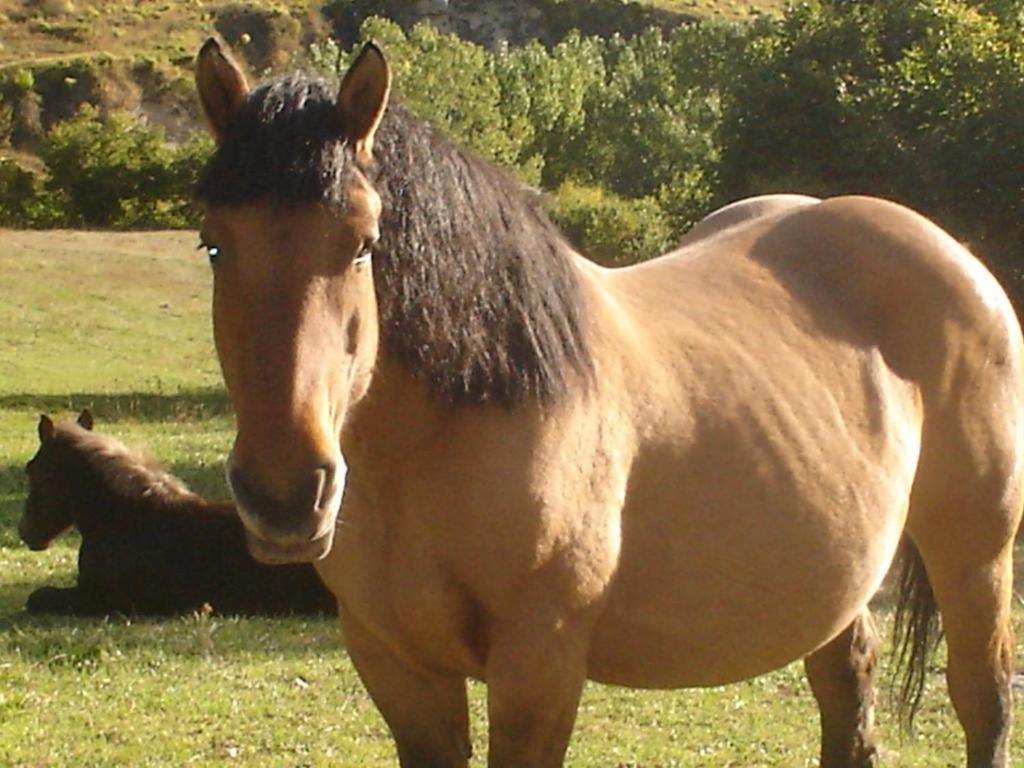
[38, 415, 55, 443]
[336, 42, 391, 165]
[195, 37, 250, 143]
[77, 409, 94, 431]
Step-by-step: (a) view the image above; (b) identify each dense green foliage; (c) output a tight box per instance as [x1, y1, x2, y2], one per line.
[550, 180, 676, 264]
[0, 106, 210, 229]
[2, 1, 1023, 288]
[719, 0, 1024, 287]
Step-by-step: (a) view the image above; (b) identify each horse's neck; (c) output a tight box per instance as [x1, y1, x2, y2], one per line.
[342, 353, 450, 477]
[69, 456, 194, 533]
[67, 464, 126, 534]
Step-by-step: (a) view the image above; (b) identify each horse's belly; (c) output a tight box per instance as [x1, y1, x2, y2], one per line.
[587, 527, 898, 688]
[586, 323, 922, 687]
[588, 571, 876, 689]
[587, 444, 913, 688]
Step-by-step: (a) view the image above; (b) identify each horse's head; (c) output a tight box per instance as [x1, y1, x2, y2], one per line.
[19, 410, 93, 550]
[195, 39, 390, 563]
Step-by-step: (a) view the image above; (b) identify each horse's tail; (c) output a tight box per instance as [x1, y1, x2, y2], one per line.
[890, 535, 943, 729]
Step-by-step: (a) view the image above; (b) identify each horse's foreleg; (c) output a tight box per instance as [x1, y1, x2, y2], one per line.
[339, 609, 471, 768]
[485, 611, 589, 768]
[921, 546, 1015, 768]
[804, 609, 880, 768]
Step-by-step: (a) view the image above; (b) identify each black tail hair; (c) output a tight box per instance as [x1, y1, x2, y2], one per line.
[891, 536, 943, 729]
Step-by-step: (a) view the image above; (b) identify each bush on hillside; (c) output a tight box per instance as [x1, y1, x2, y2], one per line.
[547, 26, 726, 235]
[0, 106, 210, 229]
[0, 158, 39, 226]
[550, 180, 674, 265]
[491, 33, 607, 183]
[0, 68, 44, 146]
[356, 17, 527, 171]
[0, 102, 13, 147]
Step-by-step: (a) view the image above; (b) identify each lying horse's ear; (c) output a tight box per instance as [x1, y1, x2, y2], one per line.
[336, 42, 391, 165]
[195, 37, 250, 143]
[38, 415, 54, 443]
[77, 409, 94, 431]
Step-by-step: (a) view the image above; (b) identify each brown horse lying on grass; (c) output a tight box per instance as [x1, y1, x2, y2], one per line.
[19, 410, 335, 617]
[195, 39, 1022, 768]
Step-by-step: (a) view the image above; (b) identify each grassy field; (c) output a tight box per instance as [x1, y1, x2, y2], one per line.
[0, 228, 1021, 766]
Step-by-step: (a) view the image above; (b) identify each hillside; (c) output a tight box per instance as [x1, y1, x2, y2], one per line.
[0, 0, 781, 67]
[0, 0, 784, 144]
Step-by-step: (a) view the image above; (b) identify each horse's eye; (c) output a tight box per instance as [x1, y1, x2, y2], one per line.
[197, 240, 221, 266]
[354, 238, 375, 267]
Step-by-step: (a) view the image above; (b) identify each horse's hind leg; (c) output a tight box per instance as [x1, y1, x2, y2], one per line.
[906, 388, 1021, 766]
[804, 608, 880, 768]
[915, 540, 1016, 768]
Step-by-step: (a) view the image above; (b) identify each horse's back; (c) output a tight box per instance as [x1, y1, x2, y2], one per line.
[615, 195, 1020, 390]
[677, 193, 820, 247]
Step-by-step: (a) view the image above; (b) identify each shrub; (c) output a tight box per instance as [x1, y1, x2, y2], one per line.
[539, 24, 728, 234]
[37, 105, 204, 229]
[549, 180, 674, 266]
[492, 33, 607, 184]
[0, 157, 40, 225]
[717, 0, 1024, 282]
[0, 102, 13, 146]
[0, 69, 43, 147]
[357, 17, 525, 170]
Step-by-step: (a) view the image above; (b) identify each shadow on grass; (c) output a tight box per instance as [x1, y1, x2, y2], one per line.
[0, 593, 344, 661]
[0, 389, 232, 422]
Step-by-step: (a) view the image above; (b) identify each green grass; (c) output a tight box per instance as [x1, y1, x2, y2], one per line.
[0, 229, 1020, 766]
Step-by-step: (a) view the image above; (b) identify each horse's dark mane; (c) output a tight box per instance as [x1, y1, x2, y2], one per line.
[196, 76, 353, 208]
[197, 74, 593, 406]
[54, 422, 201, 513]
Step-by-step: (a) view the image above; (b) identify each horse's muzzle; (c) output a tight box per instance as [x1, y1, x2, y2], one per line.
[244, 525, 335, 564]
[227, 459, 345, 563]
[18, 519, 53, 551]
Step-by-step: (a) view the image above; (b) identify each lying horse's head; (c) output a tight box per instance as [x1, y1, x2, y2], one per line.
[20, 410, 94, 550]
[194, 40, 390, 563]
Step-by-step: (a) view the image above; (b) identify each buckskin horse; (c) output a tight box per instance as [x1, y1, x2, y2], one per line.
[193, 39, 1022, 767]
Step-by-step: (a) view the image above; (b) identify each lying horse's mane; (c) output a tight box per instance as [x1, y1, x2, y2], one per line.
[197, 74, 593, 407]
[54, 422, 199, 510]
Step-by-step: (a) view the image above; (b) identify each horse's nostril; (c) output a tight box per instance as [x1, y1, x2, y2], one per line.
[313, 462, 339, 513]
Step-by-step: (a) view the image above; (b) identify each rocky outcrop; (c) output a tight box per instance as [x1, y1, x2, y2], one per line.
[328, 0, 693, 49]
[0, 0, 694, 151]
